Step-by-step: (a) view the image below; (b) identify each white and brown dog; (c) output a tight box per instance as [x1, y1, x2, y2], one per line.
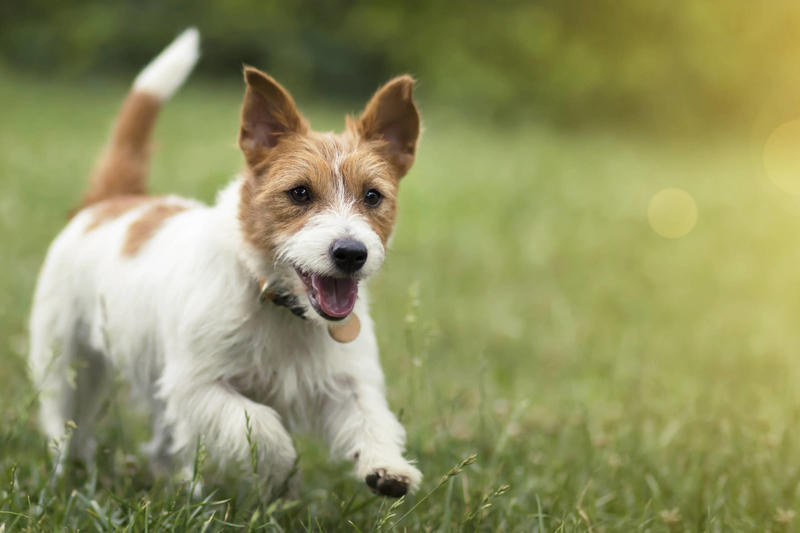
[28, 28, 422, 498]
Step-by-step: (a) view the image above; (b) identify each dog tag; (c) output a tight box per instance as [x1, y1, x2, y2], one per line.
[328, 313, 361, 343]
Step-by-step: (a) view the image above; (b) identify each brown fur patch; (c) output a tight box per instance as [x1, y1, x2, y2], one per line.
[84, 195, 155, 232]
[122, 203, 188, 256]
[237, 69, 419, 257]
[239, 129, 403, 254]
[239, 133, 340, 254]
[355, 76, 420, 177]
[340, 147, 398, 244]
[239, 67, 309, 169]
[81, 92, 161, 208]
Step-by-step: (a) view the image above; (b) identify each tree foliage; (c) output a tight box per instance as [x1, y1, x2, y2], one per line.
[3, 0, 800, 128]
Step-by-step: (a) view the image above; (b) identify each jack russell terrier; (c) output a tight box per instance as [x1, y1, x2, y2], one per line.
[29, 28, 422, 498]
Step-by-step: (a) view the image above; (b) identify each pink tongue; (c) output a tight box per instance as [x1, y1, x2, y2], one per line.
[311, 274, 358, 318]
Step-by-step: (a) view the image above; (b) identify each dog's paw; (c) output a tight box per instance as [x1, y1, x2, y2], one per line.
[363, 462, 422, 498]
[264, 441, 298, 489]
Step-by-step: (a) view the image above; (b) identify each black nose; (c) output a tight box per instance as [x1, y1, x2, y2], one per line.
[330, 239, 368, 273]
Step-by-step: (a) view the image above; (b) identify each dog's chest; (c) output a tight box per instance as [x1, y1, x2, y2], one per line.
[226, 309, 337, 423]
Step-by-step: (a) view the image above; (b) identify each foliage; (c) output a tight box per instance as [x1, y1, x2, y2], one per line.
[5, 1, 800, 128]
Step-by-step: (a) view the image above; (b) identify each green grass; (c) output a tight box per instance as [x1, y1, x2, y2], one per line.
[3, 73, 800, 531]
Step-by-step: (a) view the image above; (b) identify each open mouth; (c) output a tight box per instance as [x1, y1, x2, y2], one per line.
[295, 268, 358, 321]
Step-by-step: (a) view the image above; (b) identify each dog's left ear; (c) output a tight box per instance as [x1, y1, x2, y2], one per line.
[357, 76, 420, 178]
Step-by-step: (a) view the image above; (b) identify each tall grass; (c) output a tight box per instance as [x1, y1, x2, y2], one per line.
[2, 75, 800, 530]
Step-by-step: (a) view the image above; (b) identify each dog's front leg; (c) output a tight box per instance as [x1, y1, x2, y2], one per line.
[320, 376, 421, 497]
[161, 376, 297, 496]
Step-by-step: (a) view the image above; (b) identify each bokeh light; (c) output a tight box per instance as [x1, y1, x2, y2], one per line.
[648, 188, 698, 239]
[764, 120, 800, 195]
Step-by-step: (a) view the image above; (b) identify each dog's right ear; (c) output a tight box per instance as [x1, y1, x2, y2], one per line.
[239, 66, 307, 168]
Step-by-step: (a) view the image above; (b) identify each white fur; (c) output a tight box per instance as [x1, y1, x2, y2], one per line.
[133, 28, 200, 101]
[29, 179, 420, 496]
[276, 211, 386, 281]
[29, 29, 419, 498]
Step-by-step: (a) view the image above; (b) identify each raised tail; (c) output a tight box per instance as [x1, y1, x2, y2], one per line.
[81, 28, 200, 207]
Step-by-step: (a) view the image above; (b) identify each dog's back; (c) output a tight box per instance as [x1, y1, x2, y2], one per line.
[29, 29, 201, 461]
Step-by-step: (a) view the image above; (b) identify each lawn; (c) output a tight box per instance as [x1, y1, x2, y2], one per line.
[2, 73, 800, 531]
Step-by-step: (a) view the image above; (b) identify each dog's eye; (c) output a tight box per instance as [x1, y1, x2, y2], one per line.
[288, 186, 312, 205]
[364, 189, 382, 207]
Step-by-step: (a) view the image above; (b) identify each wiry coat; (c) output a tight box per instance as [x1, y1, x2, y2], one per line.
[29, 28, 422, 498]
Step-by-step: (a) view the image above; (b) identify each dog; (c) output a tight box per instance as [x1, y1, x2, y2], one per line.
[28, 28, 422, 498]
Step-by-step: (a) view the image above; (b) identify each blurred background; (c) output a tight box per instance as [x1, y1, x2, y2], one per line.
[5, 0, 800, 131]
[5, 1, 800, 529]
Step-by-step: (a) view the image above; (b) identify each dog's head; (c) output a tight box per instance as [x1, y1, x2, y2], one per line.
[237, 67, 420, 323]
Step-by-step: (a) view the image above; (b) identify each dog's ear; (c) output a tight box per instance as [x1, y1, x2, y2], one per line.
[239, 66, 308, 167]
[357, 76, 420, 178]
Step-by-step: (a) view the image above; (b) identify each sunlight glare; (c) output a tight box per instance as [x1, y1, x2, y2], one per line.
[648, 188, 698, 239]
[764, 120, 800, 195]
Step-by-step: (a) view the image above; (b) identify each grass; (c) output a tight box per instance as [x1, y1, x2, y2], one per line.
[2, 73, 800, 531]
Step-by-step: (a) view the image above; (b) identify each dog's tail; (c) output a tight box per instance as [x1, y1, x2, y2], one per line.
[81, 28, 200, 207]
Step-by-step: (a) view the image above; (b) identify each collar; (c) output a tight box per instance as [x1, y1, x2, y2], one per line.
[258, 279, 361, 343]
[259, 279, 306, 318]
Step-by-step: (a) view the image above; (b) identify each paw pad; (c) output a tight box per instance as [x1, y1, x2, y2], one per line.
[365, 468, 409, 498]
